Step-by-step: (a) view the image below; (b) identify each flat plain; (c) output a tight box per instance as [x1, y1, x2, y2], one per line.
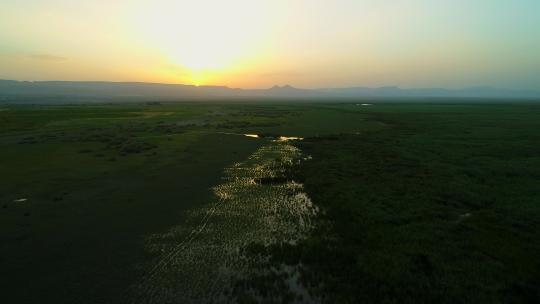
[1, 101, 539, 303]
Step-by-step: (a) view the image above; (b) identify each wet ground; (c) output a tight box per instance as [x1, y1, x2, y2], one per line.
[132, 139, 318, 303]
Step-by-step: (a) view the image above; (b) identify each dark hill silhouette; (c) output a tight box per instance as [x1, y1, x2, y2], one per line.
[0, 80, 538, 101]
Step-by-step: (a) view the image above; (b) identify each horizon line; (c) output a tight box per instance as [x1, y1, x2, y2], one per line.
[2, 78, 538, 92]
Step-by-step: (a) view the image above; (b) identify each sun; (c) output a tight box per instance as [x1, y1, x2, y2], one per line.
[167, 39, 236, 71]
[190, 70, 207, 87]
[133, 0, 277, 85]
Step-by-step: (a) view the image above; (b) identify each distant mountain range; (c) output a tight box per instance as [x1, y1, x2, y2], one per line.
[1, 80, 539, 101]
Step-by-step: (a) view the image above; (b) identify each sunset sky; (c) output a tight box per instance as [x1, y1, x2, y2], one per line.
[1, 0, 539, 89]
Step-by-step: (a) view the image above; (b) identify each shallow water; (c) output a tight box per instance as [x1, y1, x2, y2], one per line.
[278, 136, 304, 141]
[132, 141, 318, 303]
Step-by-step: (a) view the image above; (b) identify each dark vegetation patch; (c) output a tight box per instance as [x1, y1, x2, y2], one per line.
[254, 176, 290, 185]
[276, 104, 540, 303]
[231, 108, 296, 118]
[118, 141, 157, 155]
[216, 120, 280, 129]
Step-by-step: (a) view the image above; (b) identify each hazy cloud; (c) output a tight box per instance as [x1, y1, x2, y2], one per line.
[258, 71, 305, 78]
[27, 54, 68, 61]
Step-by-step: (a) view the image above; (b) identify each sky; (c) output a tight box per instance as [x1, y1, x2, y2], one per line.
[1, 0, 539, 89]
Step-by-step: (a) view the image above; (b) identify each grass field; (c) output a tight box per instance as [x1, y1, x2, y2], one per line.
[1, 101, 539, 303]
[290, 104, 540, 303]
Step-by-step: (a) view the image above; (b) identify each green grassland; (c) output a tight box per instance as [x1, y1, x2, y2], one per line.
[290, 103, 540, 303]
[1, 101, 539, 303]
